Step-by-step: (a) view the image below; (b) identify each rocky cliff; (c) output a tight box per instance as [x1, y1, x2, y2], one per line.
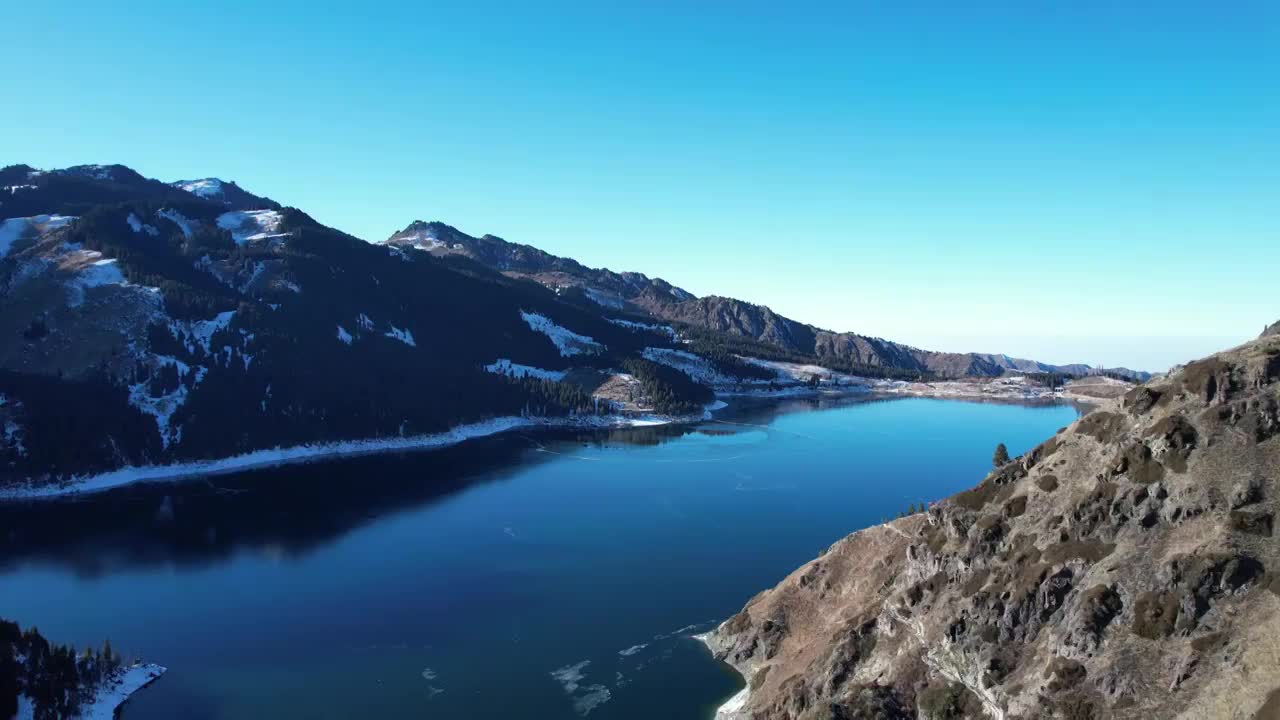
[704, 332, 1280, 719]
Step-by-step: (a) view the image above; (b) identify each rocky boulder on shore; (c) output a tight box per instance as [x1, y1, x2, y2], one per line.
[704, 330, 1280, 719]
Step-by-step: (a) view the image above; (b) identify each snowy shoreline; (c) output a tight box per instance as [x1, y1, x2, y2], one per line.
[0, 411, 709, 503]
[14, 663, 166, 720]
[0, 380, 1083, 503]
[83, 664, 167, 720]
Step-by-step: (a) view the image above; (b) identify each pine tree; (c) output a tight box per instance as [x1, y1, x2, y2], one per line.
[101, 639, 118, 672]
[993, 443, 1010, 468]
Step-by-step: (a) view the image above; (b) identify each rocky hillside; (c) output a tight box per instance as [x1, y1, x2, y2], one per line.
[385, 221, 1150, 381]
[1263, 321, 1280, 339]
[703, 332, 1280, 719]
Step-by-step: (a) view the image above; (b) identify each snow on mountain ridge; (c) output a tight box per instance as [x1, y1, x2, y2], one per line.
[173, 178, 225, 198]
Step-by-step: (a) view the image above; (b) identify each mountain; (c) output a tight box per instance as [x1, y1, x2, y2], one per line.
[0, 164, 275, 218]
[170, 177, 282, 210]
[0, 162, 1154, 489]
[384, 221, 1151, 382]
[0, 164, 723, 487]
[386, 220, 696, 309]
[1264, 320, 1280, 339]
[702, 330, 1280, 719]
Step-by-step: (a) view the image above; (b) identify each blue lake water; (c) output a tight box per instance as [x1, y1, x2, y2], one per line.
[0, 396, 1078, 719]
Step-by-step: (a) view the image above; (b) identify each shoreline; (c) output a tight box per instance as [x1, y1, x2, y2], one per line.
[0, 386, 1088, 504]
[0, 411, 707, 503]
[83, 663, 167, 720]
[694, 627, 750, 720]
[14, 663, 168, 720]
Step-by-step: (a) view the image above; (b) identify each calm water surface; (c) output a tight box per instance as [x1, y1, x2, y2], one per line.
[0, 396, 1078, 719]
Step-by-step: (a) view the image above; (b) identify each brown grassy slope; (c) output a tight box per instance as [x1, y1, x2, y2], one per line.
[706, 332, 1280, 720]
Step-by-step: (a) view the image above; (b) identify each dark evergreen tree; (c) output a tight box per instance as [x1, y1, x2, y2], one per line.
[993, 443, 1010, 468]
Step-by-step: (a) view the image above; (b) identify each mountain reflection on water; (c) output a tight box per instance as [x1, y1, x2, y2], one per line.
[0, 394, 905, 574]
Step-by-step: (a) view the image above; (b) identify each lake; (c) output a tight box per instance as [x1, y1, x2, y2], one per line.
[0, 395, 1078, 719]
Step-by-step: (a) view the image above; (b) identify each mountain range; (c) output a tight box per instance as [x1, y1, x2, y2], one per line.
[383, 219, 1152, 381]
[2, 163, 1145, 486]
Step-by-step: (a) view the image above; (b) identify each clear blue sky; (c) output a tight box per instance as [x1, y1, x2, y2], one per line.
[4, 1, 1276, 371]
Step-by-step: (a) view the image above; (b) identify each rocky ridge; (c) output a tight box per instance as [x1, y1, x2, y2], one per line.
[704, 331, 1280, 719]
[385, 220, 1150, 381]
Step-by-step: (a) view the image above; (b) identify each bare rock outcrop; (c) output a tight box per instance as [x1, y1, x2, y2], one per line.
[704, 333, 1280, 719]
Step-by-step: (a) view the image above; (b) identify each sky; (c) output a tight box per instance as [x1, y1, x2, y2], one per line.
[3, 2, 1276, 371]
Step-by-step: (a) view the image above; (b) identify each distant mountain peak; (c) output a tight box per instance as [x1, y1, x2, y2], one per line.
[4, 163, 149, 186]
[383, 221, 699, 307]
[61, 164, 141, 182]
[170, 177, 278, 210]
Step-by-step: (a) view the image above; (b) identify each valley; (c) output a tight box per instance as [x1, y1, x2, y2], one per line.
[1, 164, 1132, 497]
[5, 164, 1271, 720]
[6, 5, 1273, 718]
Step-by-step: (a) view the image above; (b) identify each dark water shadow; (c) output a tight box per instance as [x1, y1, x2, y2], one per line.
[0, 412, 764, 575]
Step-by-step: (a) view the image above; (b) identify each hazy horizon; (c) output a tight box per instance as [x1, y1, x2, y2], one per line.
[5, 2, 1276, 370]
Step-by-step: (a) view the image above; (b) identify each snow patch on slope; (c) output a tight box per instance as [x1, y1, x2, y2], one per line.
[64, 252, 162, 307]
[175, 311, 236, 354]
[126, 213, 159, 236]
[396, 227, 446, 251]
[485, 359, 567, 381]
[217, 210, 288, 246]
[74, 258, 127, 289]
[124, 311, 244, 447]
[641, 348, 743, 387]
[1, 214, 75, 258]
[173, 178, 224, 198]
[157, 209, 195, 238]
[384, 324, 416, 347]
[584, 288, 625, 309]
[128, 358, 206, 448]
[0, 218, 29, 258]
[522, 311, 604, 356]
[608, 318, 676, 340]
